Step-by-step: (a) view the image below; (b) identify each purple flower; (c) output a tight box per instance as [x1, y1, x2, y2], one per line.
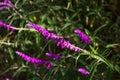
[0, 21, 15, 32]
[44, 62, 52, 70]
[55, 38, 81, 52]
[74, 29, 90, 44]
[26, 23, 59, 40]
[77, 68, 90, 75]
[0, 0, 14, 10]
[15, 51, 51, 67]
[0, 6, 6, 10]
[5, 78, 11, 80]
[45, 52, 62, 60]
[26, 23, 81, 52]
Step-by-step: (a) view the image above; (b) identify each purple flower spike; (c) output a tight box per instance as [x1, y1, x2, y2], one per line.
[77, 68, 90, 75]
[26, 23, 81, 52]
[0, 0, 14, 10]
[16, 51, 48, 65]
[16, 51, 53, 70]
[45, 52, 62, 60]
[26, 23, 59, 40]
[74, 29, 90, 44]
[0, 21, 15, 32]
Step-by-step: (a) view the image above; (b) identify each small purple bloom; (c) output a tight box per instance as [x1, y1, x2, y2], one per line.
[5, 78, 10, 80]
[0, 21, 14, 32]
[77, 68, 90, 75]
[0, 6, 6, 10]
[44, 62, 52, 70]
[74, 29, 90, 44]
[0, 0, 14, 10]
[26, 23, 81, 52]
[45, 52, 62, 60]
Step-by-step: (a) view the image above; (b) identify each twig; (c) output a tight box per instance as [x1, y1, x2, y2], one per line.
[13, 27, 34, 31]
[0, 42, 14, 46]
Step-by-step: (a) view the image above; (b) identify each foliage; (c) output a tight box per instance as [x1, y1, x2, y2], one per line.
[0, 0, 120, 80]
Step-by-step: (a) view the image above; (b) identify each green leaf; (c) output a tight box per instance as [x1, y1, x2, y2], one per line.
[61, 23, 71, 30]
[8, 47, 14, 60]
[106, 44, 119, 48]
[52, 6, 62, 10]
[41, 13, 49, 22]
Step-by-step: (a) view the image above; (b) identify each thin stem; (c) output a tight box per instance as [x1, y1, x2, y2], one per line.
[13, 27, 34, 31]
[0, 42, 14, 46]
[0, 67, 18, 76]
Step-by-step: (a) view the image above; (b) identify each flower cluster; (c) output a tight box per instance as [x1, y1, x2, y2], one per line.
[15, 51, 52, 69]
[0, 0, 14, 10]
[26, 23, 81, 52]
[0, 21, 14, 32]
[45, 52, 62, 60]
[74, 29, 90, 44]
[77, 68, 90, 75]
